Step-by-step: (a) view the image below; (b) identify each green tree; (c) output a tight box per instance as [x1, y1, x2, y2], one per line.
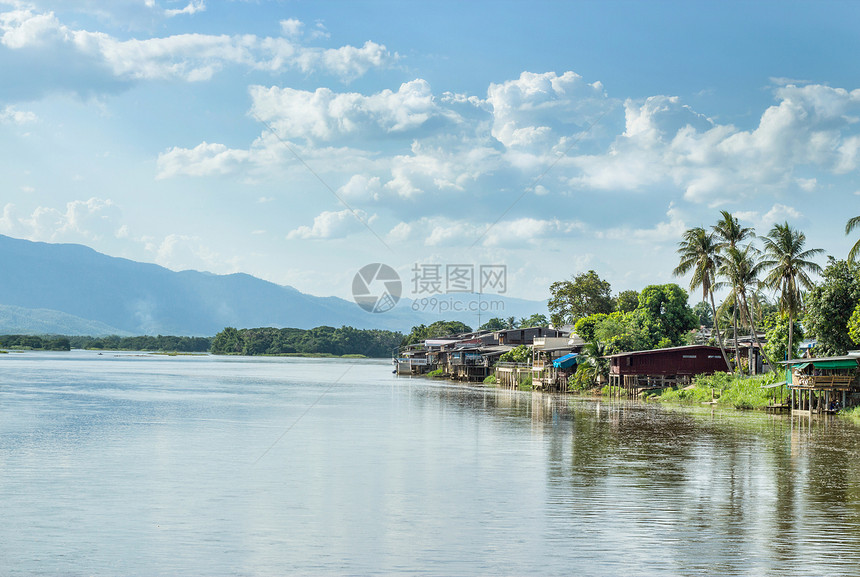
[764, 316, 804, 365]
[805, 258, 860, 356]
[674, 226, 731, 372]
[401, 320, 472, 346]
[760, 222, 823, 362]
[211, 327, 242, 354]
[718, 245, 774, 368]
[594, 311, 650, 353]
[519, 313, 549, 328]
[614, 290, 639, 313]
[692, 301, 713, 328]
[569, 340, 609, 389]
[479, 317, 507, 331]
[847, 215, 860, 263]
[548, 270, 614, 326]
[633, 284, 698, 349]
[499, 344, 531, 364]
[712, 211, 755, 368]
[573, 313, 608, 342]
[848, 303, 860, 345]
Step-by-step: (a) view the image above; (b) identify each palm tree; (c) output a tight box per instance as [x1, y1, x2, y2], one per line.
[712, 211, 755, 368]
[847, 216, 860, 263]
[673, 226, 732, 373]
[760, 222, 823, 361]
[718, 244, 775, 371]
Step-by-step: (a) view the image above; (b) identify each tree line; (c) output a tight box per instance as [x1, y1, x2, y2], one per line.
[211, 325, 403, 357]
[68, 335, 212, 352]
[0, 335, 71, 351]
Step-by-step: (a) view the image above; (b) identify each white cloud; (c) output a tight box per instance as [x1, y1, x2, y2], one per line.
[487, 71, 612, 151]
[165, 0, 205, 17]
[280, 18, 303, 39]
[147, 232, 236, 272]
[250, 79, 445, 143]
[0, 105, 36, 124]
[726, 204, 804, 233]
[157, 141, 251, 178]
[387, 215, 584, 248]
[286, 208, 376, 240]
[599, 203, 687, 244]
[338, 174, 382, 201]
[0, 197, 125, 243]
[0, 8, 397, 92]
[568, 84, 860, 205]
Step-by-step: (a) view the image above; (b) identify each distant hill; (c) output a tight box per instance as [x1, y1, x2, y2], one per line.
[0, 304, 131, 336]
[0, 235, 547, 336]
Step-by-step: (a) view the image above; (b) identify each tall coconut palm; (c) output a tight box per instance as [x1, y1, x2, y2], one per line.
[847, 216, 860, 263]
[718, 244, 775, 370]
[712, 211, 755, 368]
[673, 226, 732, 373]
[760, 222, 823, 362]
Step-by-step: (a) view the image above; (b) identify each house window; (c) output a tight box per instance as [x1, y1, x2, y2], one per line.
[682, 355, 697, 359]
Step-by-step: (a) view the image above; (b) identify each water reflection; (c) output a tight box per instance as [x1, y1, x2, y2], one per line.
[5, 354, 860, 576]
[408, 381, 860, 576]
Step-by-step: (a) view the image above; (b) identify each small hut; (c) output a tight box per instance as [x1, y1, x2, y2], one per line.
[783, 354, 860, 415]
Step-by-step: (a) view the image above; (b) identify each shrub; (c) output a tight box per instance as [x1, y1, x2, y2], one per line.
[483, 374, 497, 385]
[518, 376, 533, 390]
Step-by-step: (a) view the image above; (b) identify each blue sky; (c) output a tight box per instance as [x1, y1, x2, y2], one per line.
[1, 0, 859, 309]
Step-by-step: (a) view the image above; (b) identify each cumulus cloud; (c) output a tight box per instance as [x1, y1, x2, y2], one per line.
[250, 79, 447, 143]
[487, 71, 613, 152]
[0, 7, 397, 98]
[338, 174, 382, 201]
[0, 198, 125, 243]
[571, 83, 860, 205]
[165, 0, 205, 17]
[157, 141, 251, 178]
[286, 208, 377, 240]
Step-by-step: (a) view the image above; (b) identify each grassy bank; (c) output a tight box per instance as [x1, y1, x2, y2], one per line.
[648, 371, 785, 410]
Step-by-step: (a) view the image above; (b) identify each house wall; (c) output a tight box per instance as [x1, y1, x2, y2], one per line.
[610, 347, 726, 377]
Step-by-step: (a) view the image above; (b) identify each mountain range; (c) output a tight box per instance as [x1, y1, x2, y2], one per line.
[0, 235, 547, 336]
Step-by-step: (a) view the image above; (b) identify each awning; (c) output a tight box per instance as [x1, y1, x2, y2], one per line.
[553, 353, 578, 369]
[793, 362, 810, 371]
[811, 359, 859, 369]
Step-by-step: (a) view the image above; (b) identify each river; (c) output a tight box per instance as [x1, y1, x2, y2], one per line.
[2, 351, 860, 576]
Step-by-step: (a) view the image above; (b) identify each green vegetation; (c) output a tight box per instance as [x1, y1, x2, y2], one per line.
[548, 269, 614, 327]
[652, 372, 783, 410]
[427, 368, 446, 378]
[763, 315, 803, 364]
[570, 285, 696, 355]
[69, 335, 211, 352]
[805, 258, 860, 356]
[483, 374, 497, 385]
[211, 325, 402, 357]
[517, 376, 533, 390]
[401, 320, 471, 347]
[0, 335, 70, 351]
[499, 344, 530, 364]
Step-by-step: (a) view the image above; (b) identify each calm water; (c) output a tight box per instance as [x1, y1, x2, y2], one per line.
[3, 351, 860, 576]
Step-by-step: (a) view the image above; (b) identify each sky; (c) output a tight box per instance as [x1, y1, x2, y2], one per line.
[1, 0, 860, 312]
